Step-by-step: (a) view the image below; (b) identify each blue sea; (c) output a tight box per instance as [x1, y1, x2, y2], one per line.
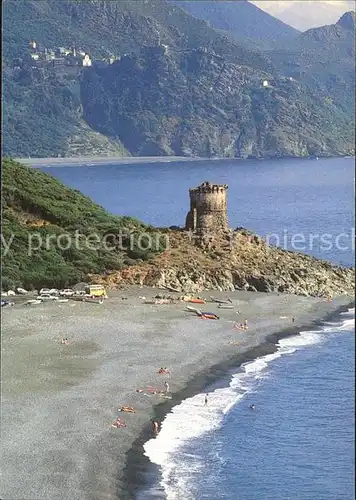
[44, 157, 355, 500]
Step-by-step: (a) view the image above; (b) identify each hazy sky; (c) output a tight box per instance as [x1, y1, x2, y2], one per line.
[251, 1, 355, 30]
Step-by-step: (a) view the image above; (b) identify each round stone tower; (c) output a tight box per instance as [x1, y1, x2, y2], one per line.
[185, 181, 228, 233]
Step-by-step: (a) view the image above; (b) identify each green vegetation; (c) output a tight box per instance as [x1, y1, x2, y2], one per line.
[2, 0, 354, 158]
[80, 46, 354, 157]
[1, 159, 166, 290]
[2, 0, 272, 158]
[3, 65, 128, 158]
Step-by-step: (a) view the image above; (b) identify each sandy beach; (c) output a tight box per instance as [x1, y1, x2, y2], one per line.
[1, 288, 353, 500]
[15, 156, 211, 168]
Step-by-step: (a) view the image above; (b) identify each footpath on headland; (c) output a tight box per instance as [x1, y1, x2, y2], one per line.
[1, 287, 353, 500]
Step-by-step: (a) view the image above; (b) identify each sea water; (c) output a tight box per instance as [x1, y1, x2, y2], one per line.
[44, 157, 355, 499]
[142, 309, 355, 500]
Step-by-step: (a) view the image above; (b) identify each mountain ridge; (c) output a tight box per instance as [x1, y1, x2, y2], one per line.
[171, 0, 299, 47]
[2, 1, 354, 158]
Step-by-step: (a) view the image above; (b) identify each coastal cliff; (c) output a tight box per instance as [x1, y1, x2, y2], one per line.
[80, 41, 354, 158]
[89, 229, 355, 297]
[2, 1, 354, 158]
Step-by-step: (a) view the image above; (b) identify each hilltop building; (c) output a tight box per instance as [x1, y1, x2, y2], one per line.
[185, 181, 228, 233]
[82, 54, 92, 67]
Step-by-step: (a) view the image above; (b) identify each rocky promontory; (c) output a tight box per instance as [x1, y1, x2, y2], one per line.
[90, 229, 355, 298]
[2, 160, 354, 299]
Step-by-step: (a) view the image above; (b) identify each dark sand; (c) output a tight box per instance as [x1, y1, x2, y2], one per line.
[1, 288, 353, 499]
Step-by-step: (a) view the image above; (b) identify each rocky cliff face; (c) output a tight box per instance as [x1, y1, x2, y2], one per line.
[90, 230, 355, 298]
[3, 1, 354, 158]
[80, 45, 354, 158]
[269, 12, 355, 118]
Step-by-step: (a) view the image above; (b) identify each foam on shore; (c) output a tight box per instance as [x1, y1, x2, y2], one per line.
[1, 291, 353, 500]
[142, 308, 355, 500]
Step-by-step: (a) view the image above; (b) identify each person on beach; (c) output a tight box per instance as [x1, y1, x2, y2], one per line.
[292, 316, 296, 323]
[112, 418, 127, 428]
[244, 319, 248, 329]
[204, 394, 208, 406]
[151, 419, 159, 435]
[164, 381, 170, 394]
[119, 406, 135, 413]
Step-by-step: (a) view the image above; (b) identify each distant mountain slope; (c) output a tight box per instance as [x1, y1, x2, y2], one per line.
[2, 0, 272, 69]
[171, 0, 299, 46]
[252, 0, 355, 31]
[269, 11, 355, 116]
[2, 1, 354, 158]
[80, 44, 354, 158]
[2, 0, 275, 157]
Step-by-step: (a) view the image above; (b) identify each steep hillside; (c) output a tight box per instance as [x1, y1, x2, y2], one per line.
[3, 65, 129, 158]
[1, 159, 165, 289]
[80, 45, 354, 158]
[2, 0, 272, 66]
[2, 1, 355, 158]
[269, 12, 355, 116]
[2, 0, 273, 157]
[172, 0, 299, 46]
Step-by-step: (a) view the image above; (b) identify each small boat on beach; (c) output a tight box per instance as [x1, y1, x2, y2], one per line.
[188, 298, 205, 304]
[210, 296, 232, 304]
[162, 285, 181, 293]
[26, 299, 42, 306]
[186, 305, 203, 315]
[217, 304, 234, 309]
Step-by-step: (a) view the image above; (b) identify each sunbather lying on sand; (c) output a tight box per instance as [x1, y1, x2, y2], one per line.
[112, 418, 127, 428]
[136, 387, 164, 395]
[60, 338, 69, 345]
[119, 406, 135, 413]
[200, 313, 219, 320]
[158, 367, 170, 374]
[234, 323, 249, 331]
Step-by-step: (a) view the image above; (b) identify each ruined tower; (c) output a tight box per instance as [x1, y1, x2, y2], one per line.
[185, 181, 228, 233]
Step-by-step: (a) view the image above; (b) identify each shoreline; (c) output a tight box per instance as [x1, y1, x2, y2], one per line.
[123, 300, 355, 500]
[1, 289, 354, 500]
[14, 155, 354, 168]
[14, 156, 211, 167]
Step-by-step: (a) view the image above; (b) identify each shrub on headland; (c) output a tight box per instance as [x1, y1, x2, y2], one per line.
[1, 158, 165, 290]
